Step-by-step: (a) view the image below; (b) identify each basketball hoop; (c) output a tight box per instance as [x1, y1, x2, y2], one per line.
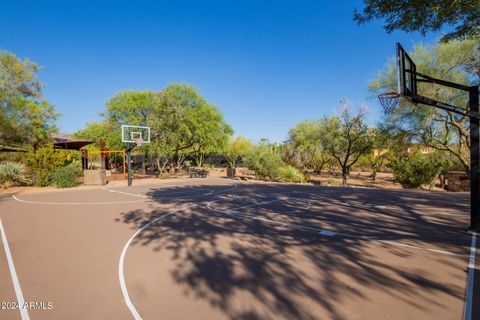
[134, 138, 144, 147]
[378, 92, 400, 114]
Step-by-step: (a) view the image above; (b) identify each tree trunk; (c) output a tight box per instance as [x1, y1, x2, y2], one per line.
[439, 174, 446, 189]
[341, 166, 349, 185]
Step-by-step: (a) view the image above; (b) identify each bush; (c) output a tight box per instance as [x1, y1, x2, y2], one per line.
[24, 146, 65, 186]
[278, 165, 305, 183]
[159, 172, 172, 179]
[48, 163, 82, 188]
[243, 146, 284, 180]
[388, 151, 444, 189]
[0, 162, 30, 188]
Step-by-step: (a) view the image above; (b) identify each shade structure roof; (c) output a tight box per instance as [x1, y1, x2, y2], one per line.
[53, 133, 94, 150]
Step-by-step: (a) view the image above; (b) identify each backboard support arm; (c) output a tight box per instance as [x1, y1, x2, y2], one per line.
[415, 71, 471, 91]
[410, 94, 480, 120]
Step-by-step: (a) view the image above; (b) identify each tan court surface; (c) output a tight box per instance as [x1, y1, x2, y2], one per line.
[0, 177, 477, 320]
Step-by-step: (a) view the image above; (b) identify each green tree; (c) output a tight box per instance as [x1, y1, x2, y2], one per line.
[103, 90, 156, 126]
[354, 0, 480, 41]
[187, 100, 233, 167]
[244, 144, 284, 180]
[148, 84, 232, 170]
[286, 120, 332, 173]
[74, 120, 121, 150]
[223, 136, 253, 168]
[0, 51, 59, 149]
[363, 128, 392, 180]
[369, 40, 478, 175]
[388, 150, 445, 189]
[321, 102, 373, 185]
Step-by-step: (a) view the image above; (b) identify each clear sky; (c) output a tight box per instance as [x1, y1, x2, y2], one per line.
[0, 1, 441, 143]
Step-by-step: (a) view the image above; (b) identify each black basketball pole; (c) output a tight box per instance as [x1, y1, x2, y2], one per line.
[126, 143, 135, 187]
[469, 85, 480, 231]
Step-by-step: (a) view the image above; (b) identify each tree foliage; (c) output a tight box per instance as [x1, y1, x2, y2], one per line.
[49, 162, 82, 188]
[285, 120, 332, 173]
[388, 151, 444, 188]
[320, 103, 374, 185]
[362, 128, 392, 180]
[75, 120, 121, 150]
[244, 145, 284, 180]
[24, 145, 65, 186]
[0, 51, 59, 149]
[354, 0, 480, 41]
[223, 136, 253, 168]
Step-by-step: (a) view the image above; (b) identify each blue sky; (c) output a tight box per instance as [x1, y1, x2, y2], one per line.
[0, 1, 440, 142]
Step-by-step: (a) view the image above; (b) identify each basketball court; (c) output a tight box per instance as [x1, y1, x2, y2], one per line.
[0, 177, 477, 319]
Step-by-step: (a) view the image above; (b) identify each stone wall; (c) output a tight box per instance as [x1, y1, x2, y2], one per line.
[84, 169, 107, 185]
[446, 171, 469, 192]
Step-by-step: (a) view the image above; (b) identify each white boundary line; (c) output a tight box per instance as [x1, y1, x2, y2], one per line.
[0, 218, 30, 320]
[12, 184, 237, 205]
[463, 232, 477, 320]
[12, 194, 146, 205]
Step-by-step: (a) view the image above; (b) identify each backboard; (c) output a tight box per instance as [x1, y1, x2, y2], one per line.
[397, 42, 417, 98]
[121, 125, 151, 144]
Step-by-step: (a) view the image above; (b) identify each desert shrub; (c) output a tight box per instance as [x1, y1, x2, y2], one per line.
[243, 145, 284, 180]
[388, 151, 444, 189]
[0, 162, 30, 188]
[278, 165, 305, 183]
[319, 178, 343, 186]
[48, 163, 82, 188]
[24, 146, 65, 186]
[159, 172, 172, 179]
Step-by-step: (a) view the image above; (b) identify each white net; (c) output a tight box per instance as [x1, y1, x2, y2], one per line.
[378, 92, 400, 114]
[134, 138, 144, 146]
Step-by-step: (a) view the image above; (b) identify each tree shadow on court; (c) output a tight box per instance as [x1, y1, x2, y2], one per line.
[117, 183, 470, 320]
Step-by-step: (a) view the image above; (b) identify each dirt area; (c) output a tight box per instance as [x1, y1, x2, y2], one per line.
[309, 171, 447, 192]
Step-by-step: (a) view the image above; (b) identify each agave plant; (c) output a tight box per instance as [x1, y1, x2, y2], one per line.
[0, 162, 30, 188]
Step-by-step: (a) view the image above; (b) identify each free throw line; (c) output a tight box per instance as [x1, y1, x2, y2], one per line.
[0, 218, 30, 320]
[207, 200, 467, 257]
[464, 232, 477, 320]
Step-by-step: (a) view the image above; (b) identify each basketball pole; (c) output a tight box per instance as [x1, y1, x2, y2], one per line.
[469, 85, 480, 232]
[126, 143, 135, 187]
